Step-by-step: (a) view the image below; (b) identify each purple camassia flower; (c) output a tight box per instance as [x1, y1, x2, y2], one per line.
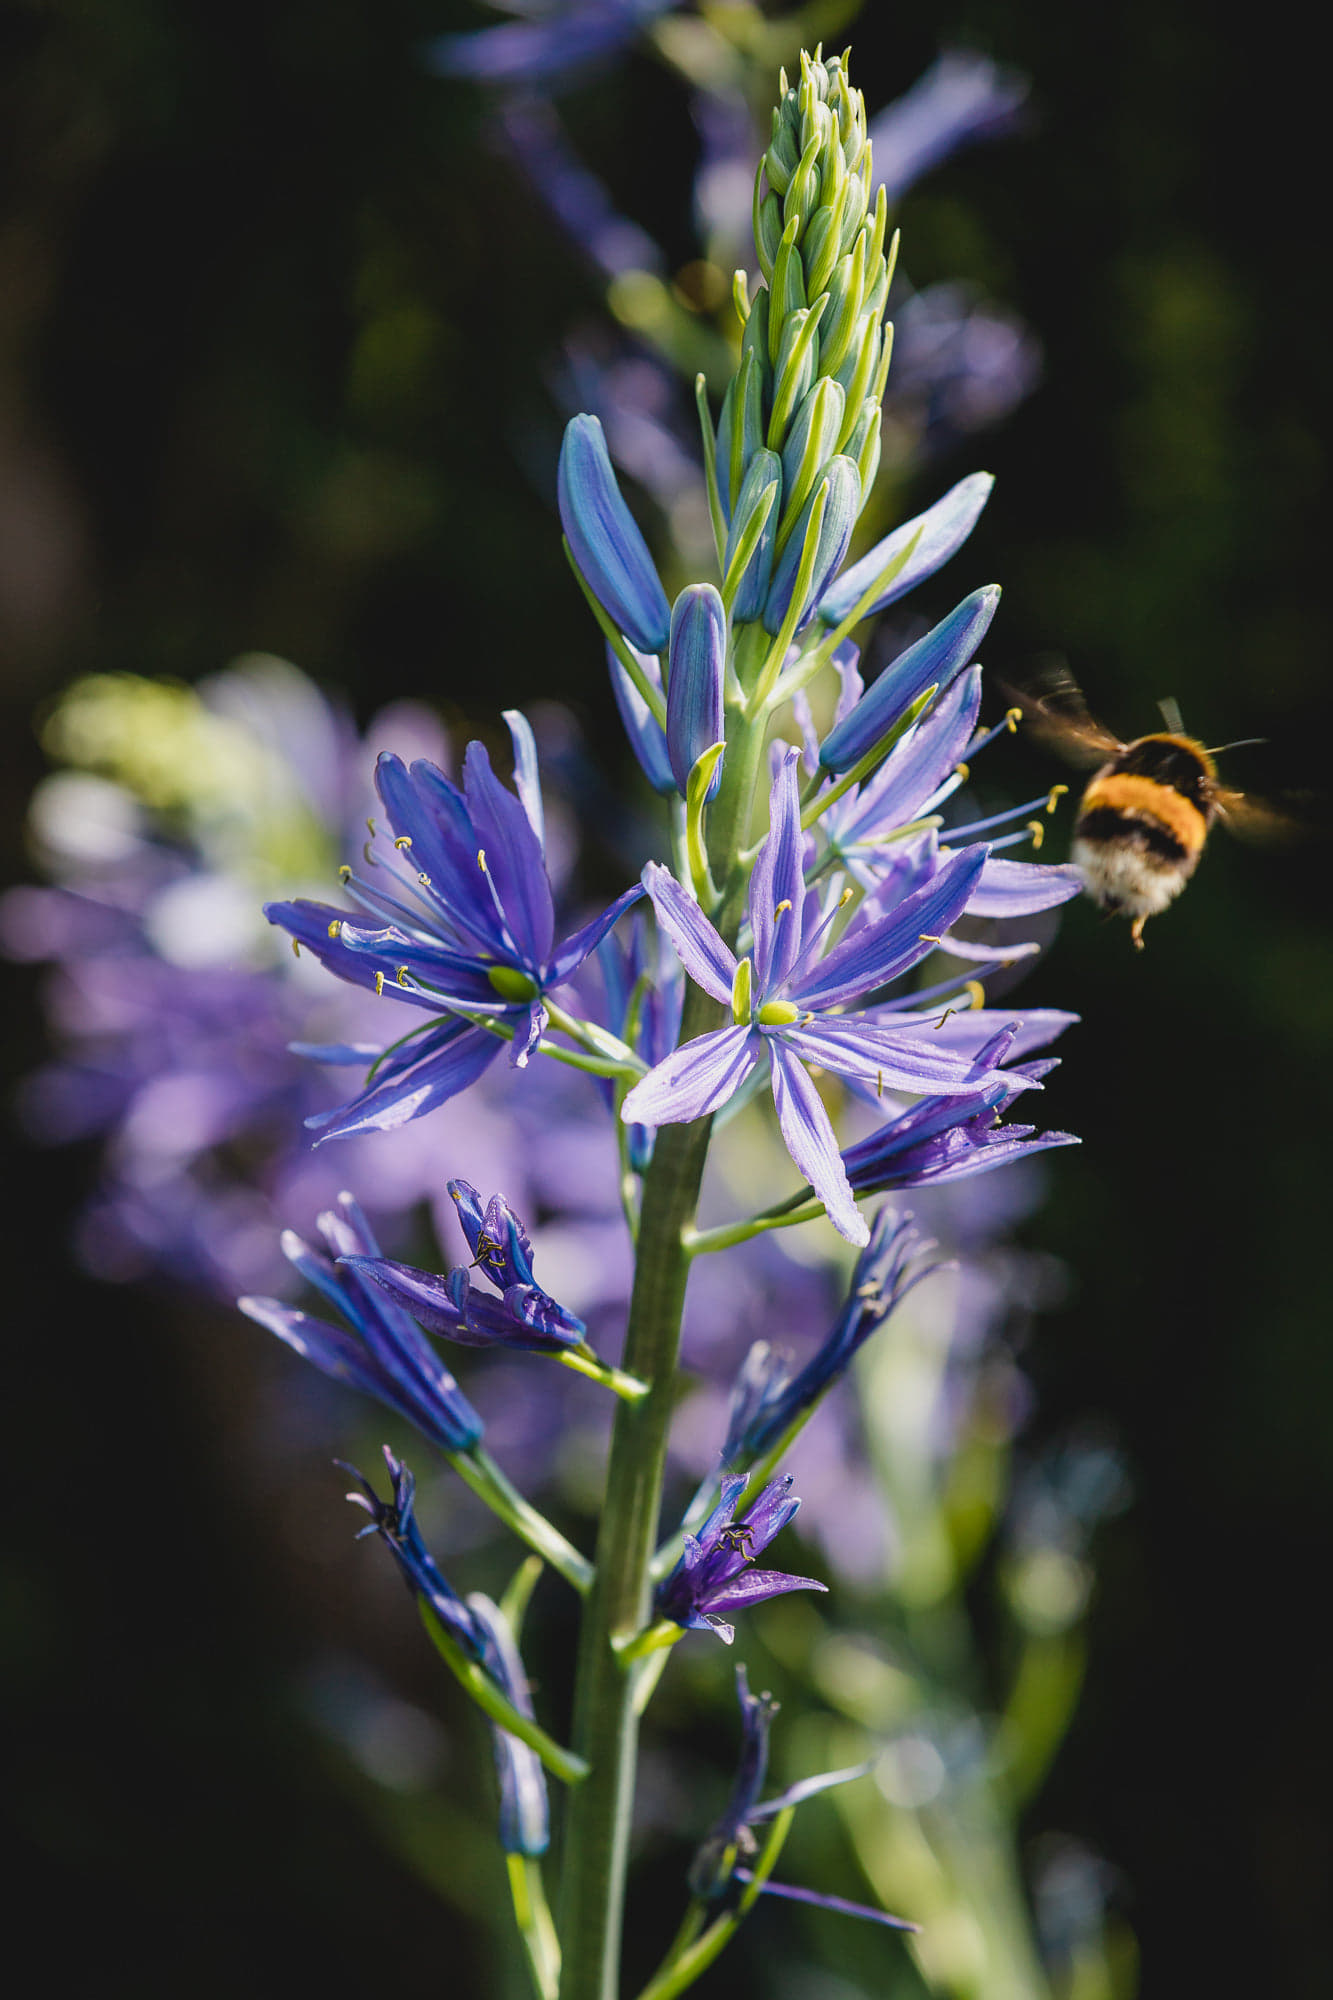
[656, 1472, 826, 1644]
[266, 713, 642, 1143]
[239, 1192, 484, 1453]
[345, 1177, 588, 1356]
[621, 750, 1030, 1244]
[343, 1447, 501, 1671]
[688, 1666, 914, 1928]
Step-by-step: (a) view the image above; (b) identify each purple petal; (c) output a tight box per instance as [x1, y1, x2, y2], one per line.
[547, 882, 646, 986]
[779, 1017, 1013, 1100]
[287, 1041, 384, 1065]
[640, 863, 738, 1004]
[841, 666, 982, 839]
[967, 856, 1085, 916]
[768, 1042, 867, 1246]
[790, 846, 989, 1008]
[304, 1023, 503, 1143]
[620, 1025, 757, 1127]
[736, 1872, 916, 1930]
[818, 471, 995, 624]
[749, 750, 807, 995]
[503, 709, 545, 851]
[703, 1568, 829, 1613]
[463, 741, 554, 969]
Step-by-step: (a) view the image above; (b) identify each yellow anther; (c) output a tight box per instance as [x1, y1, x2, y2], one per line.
[362, 841, 378, 867]
[1005, 706, 1022, 732]
[477, 848, 488, 872]
[366, 816, 377, 835]
[932, 1005, 959, 1030]
[291, 939, 301, 958]
[876, 1068, 884, 1097]
[919, 933, 943, 945]
[1026, 819, 1046, 850]
[396, 966, 411, 987]
[374, 972, 385, 996]
[837, 886, 854, 908]
[953, 760, 971, 782]
[327, 920, 341, 939]
[417, 873, 432, 887]
[964, 980, 985, 1008]
[1046, 784, 1069, 813]
[394, 835, 413, 849]
[338, 864, 352, 883]
[773, 899, 793, 919]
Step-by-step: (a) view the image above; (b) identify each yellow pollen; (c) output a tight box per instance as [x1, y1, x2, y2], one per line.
[418, 873, 432, 887]
[838, 887, 854, 908]
[1026, 819, 1046, 849]
[394, 835, 412, 849]
[1046, 784, 1069, 814]
[1005, 706, 1022, 732]
[366, 817, 376, 836]
[964, 980, 985, 1008]
[477, 848, 488, 872]
[773, 899, 793, 919]
[362, 841, 378, 867]
[338, 864, 352, 882]
[932, 1005, 959, 1030]
[876, 1068, 884, 1096]
[953, 760, 970, 782]
[919, 933, 943, 945]
[327, 921, 341, 939]
[291, 939, 301, 958]
[374, 972, 385, 996]
[396, 966, 411, 986]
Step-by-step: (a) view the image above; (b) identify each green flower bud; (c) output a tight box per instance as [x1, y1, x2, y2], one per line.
[778, 376, 845, 546]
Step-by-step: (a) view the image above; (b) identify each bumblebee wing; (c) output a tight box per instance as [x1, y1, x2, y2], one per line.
[1212, 786, 1304, 845]
[1001, 670, 1123, 770]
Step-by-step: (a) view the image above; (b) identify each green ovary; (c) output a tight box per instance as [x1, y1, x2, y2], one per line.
[757, 999, 801, 1027]
[488, 964, 539, 1001]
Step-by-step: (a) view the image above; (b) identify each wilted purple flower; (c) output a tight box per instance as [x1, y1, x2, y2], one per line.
[239, 1192, 484, 1452]
[842, 1027, 1079, 1194]
[267, 716, 642, 1141]
[466, 1592, 550, 1856]
[655, 1473, 826, 1644]
[621, 752, 1029, 1243]
[344, 1178, 587, 1356]
[342, 1447, 501, 1671]
[725, 1211, 939, 1464]
[688, 1667, 914, 1929]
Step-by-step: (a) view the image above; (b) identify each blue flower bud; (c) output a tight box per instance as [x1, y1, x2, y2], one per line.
[666, 584, 726, 798]
[763, 455, 861, 637]
[724, 449, 782, 625]
[557, 413, 670, 654]
[819, 585, 1001, 772]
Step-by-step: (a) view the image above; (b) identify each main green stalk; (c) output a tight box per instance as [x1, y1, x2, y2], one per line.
[557, 711, 765, 1999]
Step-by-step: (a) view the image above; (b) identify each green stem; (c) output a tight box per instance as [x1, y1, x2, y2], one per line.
[508, 1853, 562, 2000]
[556, 709, 767, 2000]
[449, 1445, 594, 1596]
[630, 1809, 795, 2000]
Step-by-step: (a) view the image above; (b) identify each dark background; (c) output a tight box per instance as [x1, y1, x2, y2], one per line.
[4, 2, 1330, 1994]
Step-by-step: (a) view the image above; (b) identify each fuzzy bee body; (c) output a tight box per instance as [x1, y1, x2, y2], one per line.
[1010, 678, 1283, 948]
[1071, 733, 1218, 945]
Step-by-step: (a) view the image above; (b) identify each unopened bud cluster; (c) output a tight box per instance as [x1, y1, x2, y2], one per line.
[719, 49, 892, 634]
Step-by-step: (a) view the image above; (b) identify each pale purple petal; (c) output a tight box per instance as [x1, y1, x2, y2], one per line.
[640, 862, 738, 1004]
[463, 741, 555, 968]
[843, 666, 982, 838]
[547, 883, 646, 985]
[749, 750, 806, 995]
[621, 1025, 757, 1127]
[503, 709, 545, 850]
[703, 1568, 829, 1613]
[790, 846, 989, 1008]
[779, 1018, 1019, 1097]
[967, 857, 1084, 916]
[769, 1042, 867, 1245]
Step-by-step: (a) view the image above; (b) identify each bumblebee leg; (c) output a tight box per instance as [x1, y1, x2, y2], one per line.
[1130, 914, 1147, 950]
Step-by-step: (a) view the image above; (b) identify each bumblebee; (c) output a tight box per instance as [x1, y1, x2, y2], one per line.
[1012, 680, 1280, 948]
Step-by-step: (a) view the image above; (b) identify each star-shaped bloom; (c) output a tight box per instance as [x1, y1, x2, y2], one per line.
[655, 1472, 826, 1644]
[620, 749, 1032, 1243]
[238, 1192, 483, 1453]
[343, 1177, 587, 1356]
[266, 713, 642, 1142]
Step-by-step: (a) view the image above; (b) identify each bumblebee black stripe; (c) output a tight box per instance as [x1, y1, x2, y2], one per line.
[1110, 736, 1213, 807]
[1074, 804, 1188, 862]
